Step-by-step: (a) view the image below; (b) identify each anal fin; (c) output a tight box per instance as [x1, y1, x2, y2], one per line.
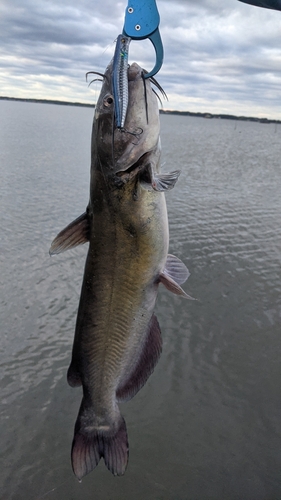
[116, 313, 162, 403]
[49, 212, 89, 255]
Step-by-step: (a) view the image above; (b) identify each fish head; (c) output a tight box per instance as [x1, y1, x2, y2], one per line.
[91, 61, 161, 177]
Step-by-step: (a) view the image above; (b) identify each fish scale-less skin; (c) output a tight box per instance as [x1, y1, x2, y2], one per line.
[47, 61, 192, 479]
[70, 168, 168, 419]
[49, 60, 191, 479]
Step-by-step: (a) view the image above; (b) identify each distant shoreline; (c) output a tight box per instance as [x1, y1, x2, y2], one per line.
[0, 96, 95, 108]
[1, 96, 280, 124]
[159, 109, 281, 125]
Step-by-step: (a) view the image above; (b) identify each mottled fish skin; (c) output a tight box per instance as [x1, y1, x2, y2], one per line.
[50, 60, 192, 480]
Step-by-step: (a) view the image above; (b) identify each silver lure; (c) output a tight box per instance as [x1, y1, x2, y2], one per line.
[112, 34, 131, 129]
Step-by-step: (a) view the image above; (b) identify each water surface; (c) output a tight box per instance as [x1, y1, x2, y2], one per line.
[1, 101, 281, 499]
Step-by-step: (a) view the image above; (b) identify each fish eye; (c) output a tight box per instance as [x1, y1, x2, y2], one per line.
[103, 95, 114, 107]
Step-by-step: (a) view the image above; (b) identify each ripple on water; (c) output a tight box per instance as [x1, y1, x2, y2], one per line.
[1, 105, 281, 499]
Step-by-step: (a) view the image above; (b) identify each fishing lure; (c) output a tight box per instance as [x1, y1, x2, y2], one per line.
[112, 34, 131, 129]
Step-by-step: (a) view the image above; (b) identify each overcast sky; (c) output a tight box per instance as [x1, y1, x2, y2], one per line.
[1, 0, 280, 118]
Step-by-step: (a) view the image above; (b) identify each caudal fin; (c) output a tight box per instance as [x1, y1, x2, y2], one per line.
[71, 412, 129, 480]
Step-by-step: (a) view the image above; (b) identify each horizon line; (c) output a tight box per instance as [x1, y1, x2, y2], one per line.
[1, 96, 280, 124]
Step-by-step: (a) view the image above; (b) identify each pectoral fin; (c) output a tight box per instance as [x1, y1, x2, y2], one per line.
[49, 212, 90, 255]
[159, 254, 196, 300]
[151, 170, 181, 191]
[164, 254, 190, 284]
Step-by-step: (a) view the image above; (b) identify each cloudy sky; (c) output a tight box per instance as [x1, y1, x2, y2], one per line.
[1, 0, 280, 118]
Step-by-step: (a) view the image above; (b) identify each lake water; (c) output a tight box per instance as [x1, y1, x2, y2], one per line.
[1, 100, 281, 499]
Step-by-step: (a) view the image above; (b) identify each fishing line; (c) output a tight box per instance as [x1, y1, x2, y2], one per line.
[101, 41, 115, 58]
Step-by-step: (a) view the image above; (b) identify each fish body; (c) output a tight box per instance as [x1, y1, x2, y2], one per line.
[50, 61, 192, 479]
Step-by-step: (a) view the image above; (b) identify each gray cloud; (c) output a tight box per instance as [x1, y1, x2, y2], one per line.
[0, 0, 280, 117]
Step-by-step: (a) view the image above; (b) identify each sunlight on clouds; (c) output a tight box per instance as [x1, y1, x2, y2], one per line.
[0, 69, 94, 103]
[0, 0, 280, 118]
[163, 90, 281, 119]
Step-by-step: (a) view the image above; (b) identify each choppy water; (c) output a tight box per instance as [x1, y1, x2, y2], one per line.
[1, 101, 281, 499]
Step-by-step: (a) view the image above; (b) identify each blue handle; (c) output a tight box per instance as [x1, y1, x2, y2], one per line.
[121, 0, 163, 79]
[143, 28, 163, 79]
[123, 0, 160, 39]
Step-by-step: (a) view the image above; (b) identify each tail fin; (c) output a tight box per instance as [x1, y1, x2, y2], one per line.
[71, 408, 129, 480]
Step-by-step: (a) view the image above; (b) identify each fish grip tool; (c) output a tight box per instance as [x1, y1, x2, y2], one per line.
[122, 0, 163, 79]
[112, 0, 163, 128]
